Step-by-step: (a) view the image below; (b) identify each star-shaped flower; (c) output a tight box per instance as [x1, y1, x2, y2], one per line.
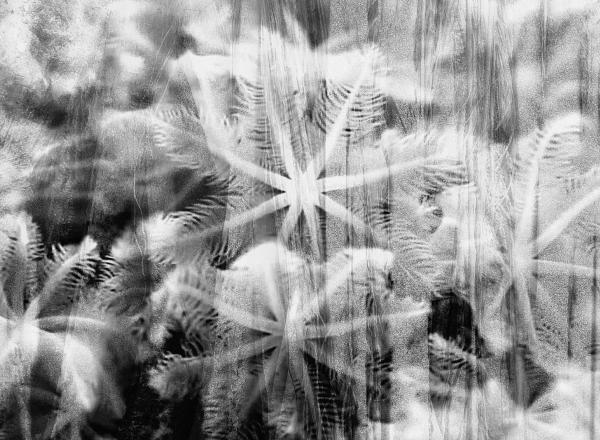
[149, 242, 428, 437]
[0, 214, 132, 439]
[171, 30, 467, 260]
[435, 114, 600, 364]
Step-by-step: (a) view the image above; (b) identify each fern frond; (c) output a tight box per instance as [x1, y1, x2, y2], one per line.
[319, 247, 393, 312]
[428, 333, 486, 384]
[140, 205, 249, 267]
[313, 79, 386, 144]
[427, 330, 489, 424]
[164, 263, 281, 336]
[233, 76, 291, 173]
[30, 236, 99, 319]
[388, 222, 441, 295]
[110, 164, 252, 267]
[99, 252, 163, 317]
[362, 193, 442, 297]
[167, 177, 251, 260]
[513, 114, 583, 244]
[148, 353, 207, 401]
[301, 352, 355, 439]
[380, 129, 469, 196]
[0, 213, 43, 317]
[163, 286, 219, 357]
[561, 164, 600, 196]
[150, 104, 219, 172]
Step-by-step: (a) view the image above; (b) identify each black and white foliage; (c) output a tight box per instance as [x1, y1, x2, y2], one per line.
[2, 0, 600, 439]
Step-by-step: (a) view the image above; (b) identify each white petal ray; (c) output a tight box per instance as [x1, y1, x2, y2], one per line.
[263, 345, 284, 392]
[515, 153, 545, 247]
[318, 194, 371, 237]
[179, 53, 211, 116]
[173, 284, 281, 335]
[535, 186, 600, 255]
[220, 193, 290, 231]
[212, 297, 283, 335]
[512, 271, 538, 347]
[534, 259, 596, 279]
[279, 202, 302, 243]
[263, 261, 287, 324]
[208, 335, 281, 367]
[319, 157, 439, 192]
[212, 147, 291, 191]
[303, 308, 429, 339]
[156, 194, 290, 261]
[263, 95, 298, 179]
[303, 205, 322, 257]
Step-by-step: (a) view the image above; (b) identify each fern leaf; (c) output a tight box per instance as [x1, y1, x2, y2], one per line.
[162, 264, 279, 335]
[150, 104, 219, 173]
[29, 236, 99, 320]
[388, 222, 441, 295]
[561, 164, 600, 196]
[428, 333, 486, 385]
[0, 213, 43, 317]
[365, 195, 443, 297]
[513, 114, 583, 244]
[107, 159, 252, 267]
[148, 353, 207, 401]
[313, 78, 386, 145]
[380, 129, 469, 196]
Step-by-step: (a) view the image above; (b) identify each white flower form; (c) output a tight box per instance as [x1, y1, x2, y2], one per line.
[0, 214, 123, 439]
[436, 114, 600, 362]
[502, 366, 600, 440]
[150, 242, 429, 437]
[505, 114, 600, 357]
[175, 32, 461, 259]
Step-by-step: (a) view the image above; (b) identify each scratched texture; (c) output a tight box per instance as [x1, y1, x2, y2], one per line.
[1, 1, 600, 439]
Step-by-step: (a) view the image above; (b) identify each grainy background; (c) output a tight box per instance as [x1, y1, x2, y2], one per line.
[1, 1, 600, 439]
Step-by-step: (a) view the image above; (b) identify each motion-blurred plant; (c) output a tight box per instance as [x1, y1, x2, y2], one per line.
[2, 1, 600, 439]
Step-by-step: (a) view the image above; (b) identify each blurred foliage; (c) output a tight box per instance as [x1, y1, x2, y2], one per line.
[1, 0, 600, 439]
